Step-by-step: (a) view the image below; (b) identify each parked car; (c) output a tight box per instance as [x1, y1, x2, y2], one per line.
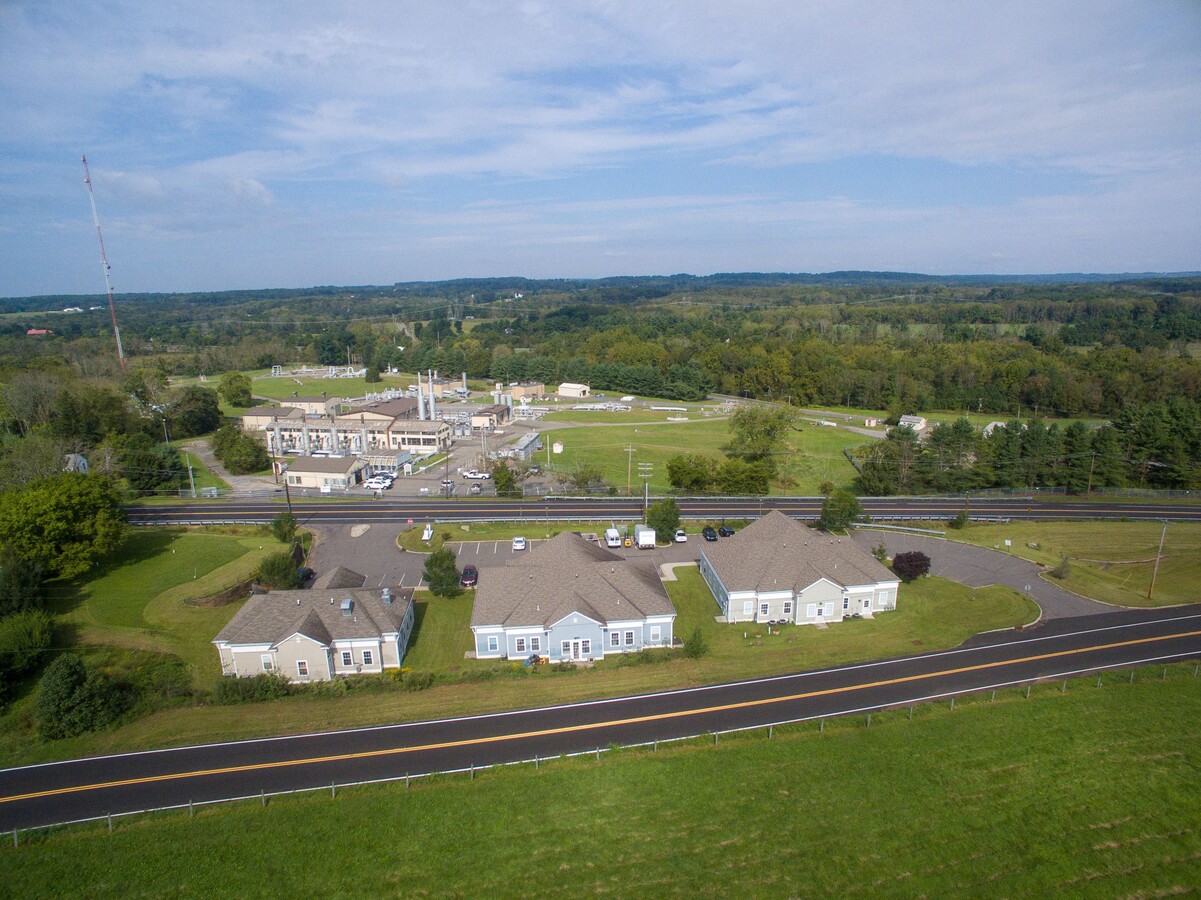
[460, 564, 478, 587]
[463, 470, 491, 480]
[512, 536, 527, 551]
[469, 482, 482, 494]
[702, 526, 718, 541]
[718, 525, 736, 537]
[675, 529, 687, 543]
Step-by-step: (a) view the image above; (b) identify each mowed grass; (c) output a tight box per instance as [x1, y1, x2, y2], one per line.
[951, 521, 1201, 607]
[8, 665, 1201, 896]
[403, 592, 481, 672]
[543, 418, 868, 494]
[654, 567, 1038, 680]
[50, 528, 295, 687]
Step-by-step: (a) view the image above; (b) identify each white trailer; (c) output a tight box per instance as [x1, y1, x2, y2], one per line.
[633, 524, 656, 549]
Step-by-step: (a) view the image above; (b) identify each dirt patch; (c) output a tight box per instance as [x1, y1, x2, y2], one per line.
[186, 579, 255, 607]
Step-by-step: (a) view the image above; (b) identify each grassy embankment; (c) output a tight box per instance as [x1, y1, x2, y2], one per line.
[7, 663, 1201, 896]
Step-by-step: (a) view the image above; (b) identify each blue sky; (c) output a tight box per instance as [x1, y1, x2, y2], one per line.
[1, 1, 1199, 296]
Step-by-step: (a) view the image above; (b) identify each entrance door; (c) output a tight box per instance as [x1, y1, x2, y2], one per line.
[571, 640, 582, 660]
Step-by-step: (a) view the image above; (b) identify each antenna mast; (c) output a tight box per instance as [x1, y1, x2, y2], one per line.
[81, 154, 126, 371]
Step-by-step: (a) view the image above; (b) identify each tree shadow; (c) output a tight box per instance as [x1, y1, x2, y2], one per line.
[46, 529, 183, 615]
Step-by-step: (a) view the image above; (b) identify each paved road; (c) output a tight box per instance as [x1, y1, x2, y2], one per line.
[3, 604, 1198, 832]
[853, 529, 1109, 620]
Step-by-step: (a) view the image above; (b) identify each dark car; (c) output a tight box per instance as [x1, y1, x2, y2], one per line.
[702, 526, 718, 541]
[718, 525, 736, 537]
[460, 564, 479, 587]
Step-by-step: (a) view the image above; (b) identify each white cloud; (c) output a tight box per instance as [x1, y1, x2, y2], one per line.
[0, 1, 1198, 293]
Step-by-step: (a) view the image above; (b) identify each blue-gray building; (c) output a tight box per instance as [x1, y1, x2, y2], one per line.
[470, 532, 675, 662]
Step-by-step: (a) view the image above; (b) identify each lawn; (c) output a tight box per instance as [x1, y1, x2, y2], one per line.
[541, 418, 869, 494]
[950, 521, 1201, 607]
[651, 567, 1039, 682]
[49, 528, 296, 687]
[7, 664, 1200, 896]
[403, 592, 480, 673]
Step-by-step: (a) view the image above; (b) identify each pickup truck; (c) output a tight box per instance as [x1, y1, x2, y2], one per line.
[462, 470, 491, 480]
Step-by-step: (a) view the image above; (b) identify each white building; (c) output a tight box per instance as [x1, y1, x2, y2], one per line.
[699, 510, 899, 625]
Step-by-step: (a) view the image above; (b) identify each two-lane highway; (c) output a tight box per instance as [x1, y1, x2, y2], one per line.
[3, 605, 1199, 832]
[128, 495, 1201, 527]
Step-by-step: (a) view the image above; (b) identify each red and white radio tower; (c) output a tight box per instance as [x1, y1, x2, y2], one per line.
[81, 154, 126, 372]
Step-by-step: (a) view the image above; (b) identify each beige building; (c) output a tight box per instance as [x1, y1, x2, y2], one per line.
[558, 382, 591, 398]
[283, 456, 368, 492]
[286, 394, 344, 416]
[214, 584, 415, 682]
[507, 382, 546, 401]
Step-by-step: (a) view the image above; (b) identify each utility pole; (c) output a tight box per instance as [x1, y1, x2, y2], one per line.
[81, 155, 126, 372]
[1086, 452, 1095, 495]
[1147, 522, 1167, 601]
[184, 452, 197, 499]
[624, 445, 636, 495]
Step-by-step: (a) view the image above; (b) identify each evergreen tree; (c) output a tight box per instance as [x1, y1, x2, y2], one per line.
[423, 548, 463, 598]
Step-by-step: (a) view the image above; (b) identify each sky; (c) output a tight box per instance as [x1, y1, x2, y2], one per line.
[1, 1, 1199, 297]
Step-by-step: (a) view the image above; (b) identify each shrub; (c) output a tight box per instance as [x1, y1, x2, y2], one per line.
[0, 609, 53, 689]
[271, 512, 298, 544]
[871, 542, 889, 564]
[402, 671, 436, 691]
[683, 626, 710, 659]
[256, 551, 300, 589]
[947, 509, 969, 530]
[892, 551, 931, 582]
[1048, 557, 1071, 579]
[213, 672, 291, 704]
[37, 653, 120, 739]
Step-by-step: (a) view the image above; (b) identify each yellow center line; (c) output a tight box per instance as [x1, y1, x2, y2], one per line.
[4, 628, 1198, 806]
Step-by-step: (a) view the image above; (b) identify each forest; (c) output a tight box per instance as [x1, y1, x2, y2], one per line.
[2, 272, 1200, 494]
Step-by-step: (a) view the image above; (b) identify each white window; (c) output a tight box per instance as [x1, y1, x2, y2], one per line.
[880, 591, 889, 605]
[561, 640, 571, 656]
[863, 598, 871, 610]
[516, 637, 527, 654]
[783, 601, 793, 616]
[843, 597, 850, 610]
[487, 636, 499, 653]
[296, 660, 309, 678]
[261, 654, 274, 671]
[742, 601, 754, 616]
[581, 640, 591, 655]
[341, 651, 352, 667]
[610, 631, 621, 648]
[530, 637, 541, 652]
[650, 626, 661, 642]
[806, 603, 817, 619]
[362, 650, 374, 666]
[759, 603, 769, 618]
[624, 630, 635, 646]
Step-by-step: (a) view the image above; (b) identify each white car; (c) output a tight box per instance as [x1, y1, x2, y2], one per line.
[512, 536, 527, 551]
[675, 529, 687, 543]
[363, 478, 388, 491]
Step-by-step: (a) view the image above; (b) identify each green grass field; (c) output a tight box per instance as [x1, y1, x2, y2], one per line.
[541, 418, 868, 494]
[7, 664, 1200, 896]
[951, 521, 1201, 607]
[49, 528, 295, 687]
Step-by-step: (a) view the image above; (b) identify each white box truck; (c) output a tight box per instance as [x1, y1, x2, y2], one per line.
[633, 524, 656, 549]
[605, 527, 622, 548]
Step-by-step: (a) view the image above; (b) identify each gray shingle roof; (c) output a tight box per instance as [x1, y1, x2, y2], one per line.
[311, 566, 367, 591]
[702, 509, 897, 592]
[214, 587, 413, 647]
[471, 532, 674, 628]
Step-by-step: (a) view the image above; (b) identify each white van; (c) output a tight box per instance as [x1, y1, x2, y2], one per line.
[605, 528, 622, 548]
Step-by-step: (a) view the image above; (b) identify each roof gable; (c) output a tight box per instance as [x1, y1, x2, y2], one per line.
[703, 509, 896, 593]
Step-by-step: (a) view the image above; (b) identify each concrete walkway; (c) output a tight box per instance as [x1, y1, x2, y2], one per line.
[182, 439, 273, 495]
[852, 529, 1113, 621]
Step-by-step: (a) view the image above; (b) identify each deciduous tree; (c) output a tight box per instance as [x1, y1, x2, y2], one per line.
[0, 474, 125, 578]
[423, 548, 463, 598]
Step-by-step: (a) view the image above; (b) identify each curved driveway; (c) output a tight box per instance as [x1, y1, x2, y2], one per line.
[852, 529, 1113, 620]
